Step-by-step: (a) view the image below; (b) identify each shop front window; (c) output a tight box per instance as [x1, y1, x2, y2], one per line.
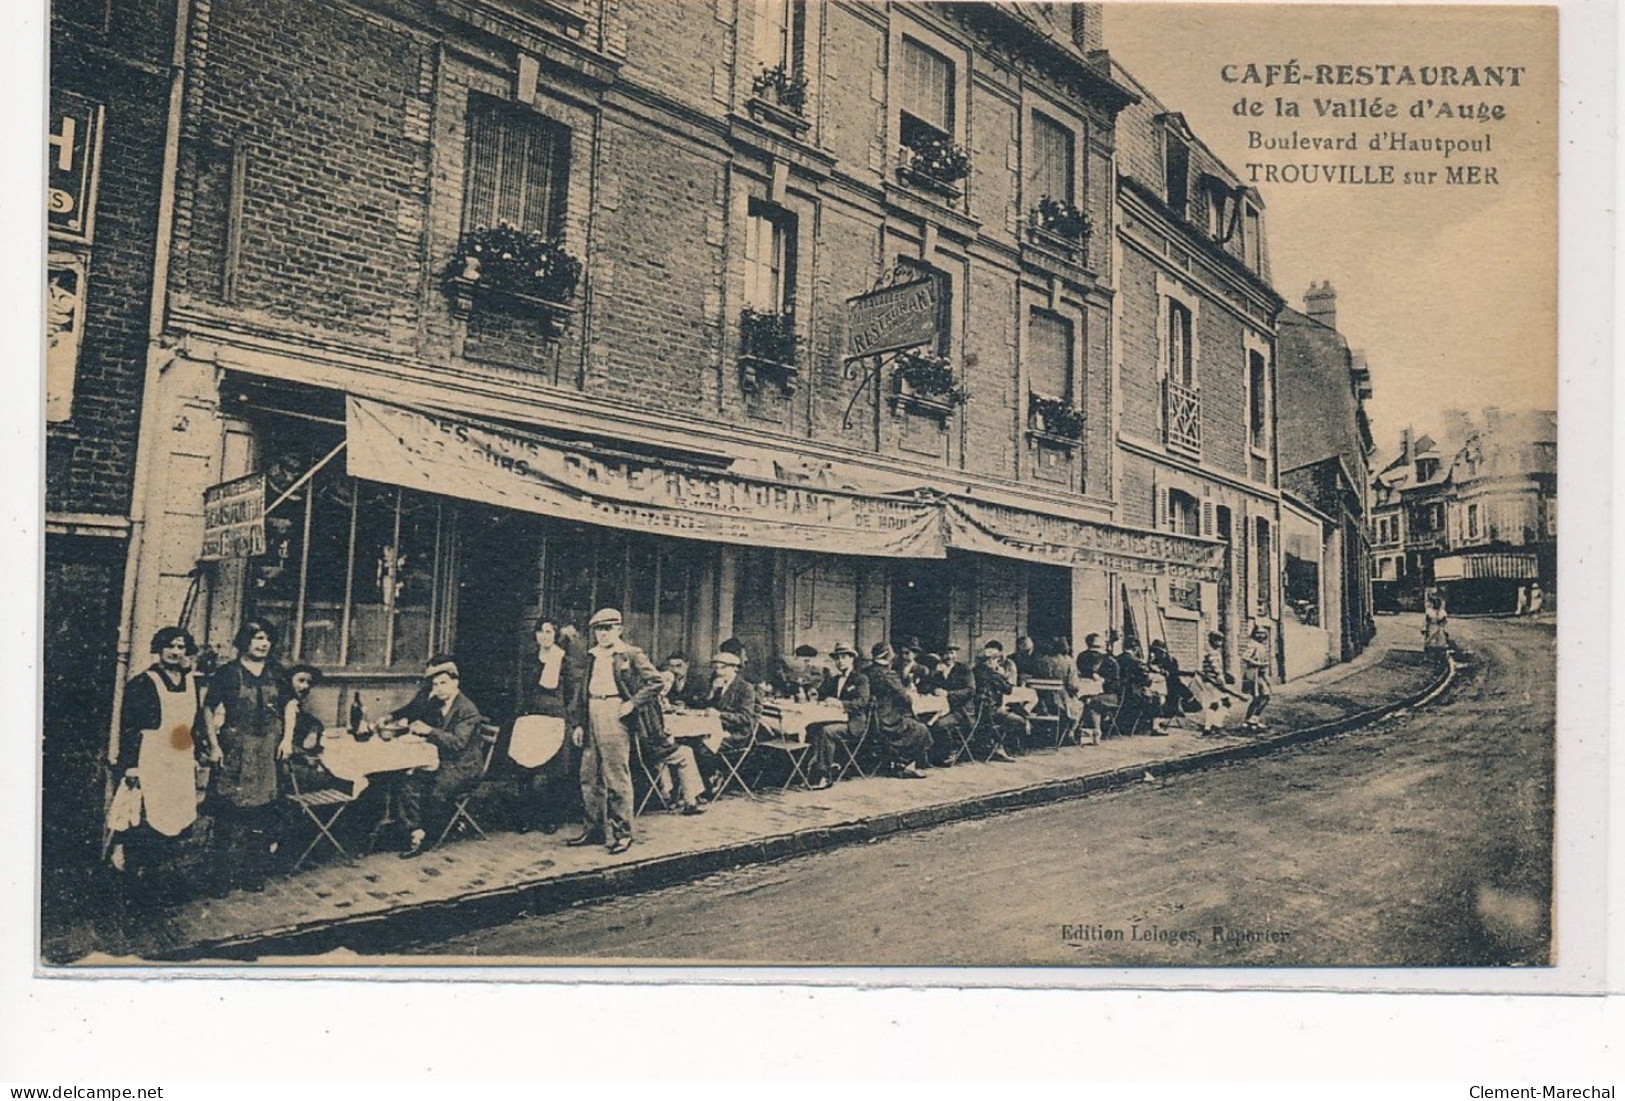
[252, 430, 449, 672]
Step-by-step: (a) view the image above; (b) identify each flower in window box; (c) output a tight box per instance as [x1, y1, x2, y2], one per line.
[751, 64, 808, 116]
[1032, 196, 1091, 244]
[442, 222, 583, 307]
[893, 350, 967, 407]
[1028, 392, 1086, 440]
[899, 130, 972, 190]
[739, 307, 798, 366]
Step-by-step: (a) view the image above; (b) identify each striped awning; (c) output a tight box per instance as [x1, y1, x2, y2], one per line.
[1433, 553, 1539, 581]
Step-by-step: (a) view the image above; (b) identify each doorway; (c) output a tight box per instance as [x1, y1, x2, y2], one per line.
[1026, 564, 1073, 649]
[455, 505, 541, 726]
[890, 558, 951, 653]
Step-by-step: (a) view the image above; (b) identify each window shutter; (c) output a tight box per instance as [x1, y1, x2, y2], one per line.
[1202, 501, 1214, 537]
[465, 104, 501, 230]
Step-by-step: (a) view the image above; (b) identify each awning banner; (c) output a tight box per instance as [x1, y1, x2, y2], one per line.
[345, 396, 945, 558]
[1432, 552, 1538, 581]
[944, 498, 1225, 582]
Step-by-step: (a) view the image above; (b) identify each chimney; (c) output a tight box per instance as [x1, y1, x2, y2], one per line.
[1070, 3, 1103, 53]
[1304, 280, 1337, 329]
[1399, 427, 1412, 464]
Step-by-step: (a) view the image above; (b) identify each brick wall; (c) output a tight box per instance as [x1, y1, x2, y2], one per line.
[47, 6, 174, 517]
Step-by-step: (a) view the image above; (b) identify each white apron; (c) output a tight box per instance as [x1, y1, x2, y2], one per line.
[136, 669, 200, 837]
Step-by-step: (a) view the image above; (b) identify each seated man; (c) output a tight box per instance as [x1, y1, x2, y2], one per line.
[862, 643, 932, 779]
[772, 644, 826, 702]
[1116, 642, 1161, 735]
[1030, 637, 1085, 744]
[284, 663, 343, 795]
[810, 642, 870, 788]
[692, 650, 762, 794]
[971, 640, 1024, 761]
[1148, 639, 1198, 724]
[661, 653, 709, 710]
[920, 650, 974, 765]
[1077, 633, 1122, 741]
[391, 656, 487, 859]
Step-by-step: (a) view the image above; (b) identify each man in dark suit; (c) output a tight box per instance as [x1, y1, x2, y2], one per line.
[692, 650, 761, 795]
[662, 653, 709, 710]
[810, 642, 869, 788]
[971, 640, 1023, 761]
[862, 643, 932, 779]
[394, 656, 488, 858]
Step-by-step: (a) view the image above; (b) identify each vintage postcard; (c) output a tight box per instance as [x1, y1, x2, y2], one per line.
[33, 0, 1589, 991]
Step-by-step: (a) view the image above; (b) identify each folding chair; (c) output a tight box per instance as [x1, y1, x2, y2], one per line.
[433, 724, 501, 849]
[633, 733, 677, 816]
[1023, 678, 1080, 749]
[711, 723, 763, 801]
[834, 705, 874, 781]
[284, 759, 358, 871]
[754, 704, 816, 792]
[939, 699, 981, 766]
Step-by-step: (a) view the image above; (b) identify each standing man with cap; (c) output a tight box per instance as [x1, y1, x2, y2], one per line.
[568, 608, 664, 854]
[392, 655, 487, 859]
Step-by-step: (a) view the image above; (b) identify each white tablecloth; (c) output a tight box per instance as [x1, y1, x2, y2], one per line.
[1002, 686, 1040, 710]
[764, 699, 848, 740]
[910, 692, 951, 718]
[318, 732, 438, 795]
[664, 710, 728, 752]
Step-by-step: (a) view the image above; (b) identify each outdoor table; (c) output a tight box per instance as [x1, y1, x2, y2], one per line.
[1002, 686, 1040, 711]
[763, 698, 849, 741]
[664, 709, 728, 753]
[910, 692, 951, 720]
[319, 730, 439, 795]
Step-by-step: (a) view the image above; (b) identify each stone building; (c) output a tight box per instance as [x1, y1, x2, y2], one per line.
[44, 0, 182, 868]
[1275, 281, 1375, 666]
[75, 1, 1281, 773]
[1106, 60, 1285, 673]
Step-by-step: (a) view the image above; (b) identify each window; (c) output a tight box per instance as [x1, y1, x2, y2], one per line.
[743, 199, 796, 314]
[1248, 349, 1268, 452]
[752, 0, 806, 74]
[1165, 132, 1190, 218]
[1028, 111, 1074, 207]
[900, 37, 954, 144]
[1244, 205, 1262, 271]
[252, 427, 450, 673]
[1254, 516, 1273, 617]
[1467, 503, 1480, 539]
[1027, 310, 1072, 400]
[1167, 301, 1194, 386]
[1167, 489, 1201, 536]
[463, 96, 570, 237]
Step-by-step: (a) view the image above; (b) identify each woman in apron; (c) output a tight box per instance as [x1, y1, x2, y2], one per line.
[112, 627, 204, 904]
[201, 619, 298, 896]
[513, 618, 575, 834]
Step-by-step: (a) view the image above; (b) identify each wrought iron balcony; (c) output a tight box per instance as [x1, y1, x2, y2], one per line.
[1164, 377, 1202, 456]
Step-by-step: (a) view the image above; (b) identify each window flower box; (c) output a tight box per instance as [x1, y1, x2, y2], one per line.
[441, 223, 582, 335]
[889, 350, 966, 422]
[747, 64, 812, 136]
[738, 307, 799, 395]
[1027, 197, 1091, 263]
[897, 130, 971, 198]
[1027, 392, 1085, 442]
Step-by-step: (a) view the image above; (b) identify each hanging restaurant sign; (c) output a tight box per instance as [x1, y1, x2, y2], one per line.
[943, 498, 1226, 582]
[48, 90, 105, 243]
[345, 397, 946, 558]
[200, 473, 268, 560]
[844, 275, 940, 360]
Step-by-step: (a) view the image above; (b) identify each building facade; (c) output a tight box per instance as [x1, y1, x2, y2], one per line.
[1108, 62, 1285, 674]
[1276, 282, 1375, 665]
[44, 0, 182, 868]
[69, 1, 1287, 817]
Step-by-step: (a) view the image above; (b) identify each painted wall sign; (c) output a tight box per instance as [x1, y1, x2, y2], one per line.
[48, 90, 105, 243]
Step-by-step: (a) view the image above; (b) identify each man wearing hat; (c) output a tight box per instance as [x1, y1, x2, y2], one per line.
[393, 655, 488, 858]
[772, 643, 826, 702]
[861, 642, 932, 779]
[810, 642, 870, 787]
[568, 608, 665, 854]
[692, 648, 761, 793]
